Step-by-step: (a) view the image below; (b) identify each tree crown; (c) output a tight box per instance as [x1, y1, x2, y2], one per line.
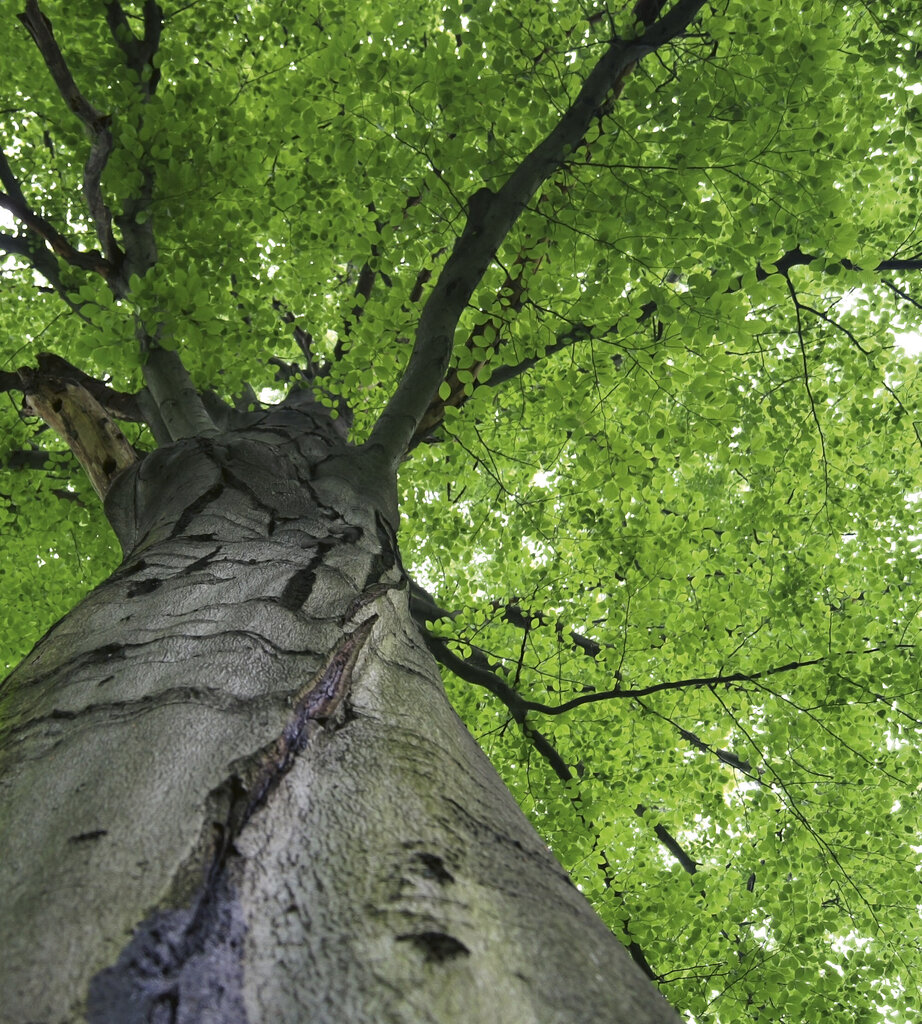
[2, 2, 922, 1020]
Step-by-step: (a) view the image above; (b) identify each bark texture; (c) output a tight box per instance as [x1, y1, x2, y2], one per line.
[0, 394, 679, 1023]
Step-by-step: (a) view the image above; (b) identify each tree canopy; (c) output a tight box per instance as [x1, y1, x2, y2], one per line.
[2, 1, 922, 1021]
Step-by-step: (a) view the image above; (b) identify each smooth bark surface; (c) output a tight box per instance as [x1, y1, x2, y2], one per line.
[0, 395, 679, 1023]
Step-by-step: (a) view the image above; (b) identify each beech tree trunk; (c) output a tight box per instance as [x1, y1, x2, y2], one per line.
[0, 396, 679, 1023]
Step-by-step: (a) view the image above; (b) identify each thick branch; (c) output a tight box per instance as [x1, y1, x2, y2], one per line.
[0, 353, 143, 422]
[1, 353, 146, 496]
[365, 0, 707, 467]
[104, 0, 163, 95]
[140, 345, 219, 441]
[2, 447, 52, 472]
[38, 353, 143, 421]
[104, 0, 163, 278]
[755, 245, 922, 282]
[20, 381, 138, 499]
[18, 0, 123, 267]
[19, 1, 106, 130]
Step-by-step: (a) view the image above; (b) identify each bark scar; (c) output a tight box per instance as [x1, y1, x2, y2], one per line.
[87, 620, 379, 1020]
[289, 613, 377, 722]
[237, 614, 377, 827]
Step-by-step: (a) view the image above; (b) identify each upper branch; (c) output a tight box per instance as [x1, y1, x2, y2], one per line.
[0, 226, 70, 298]
[18, 0, 123, 269]
[103, 0, 164, 95]
[364, 0, 707, 468]
[757, 245, 922, 281]
[0, 149, 111, 279]
[517, 659, 826, 715]
[419, 234, 922, 442]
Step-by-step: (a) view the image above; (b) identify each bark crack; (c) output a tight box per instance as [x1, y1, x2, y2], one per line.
[236, 613, 378, 821]
[1, 685, 305, 742]
[278, 540, 334, 611]
[87, 614, 379, 1022]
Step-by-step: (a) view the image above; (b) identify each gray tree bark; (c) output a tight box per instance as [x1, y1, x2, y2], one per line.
[0, 394, 680, 1024]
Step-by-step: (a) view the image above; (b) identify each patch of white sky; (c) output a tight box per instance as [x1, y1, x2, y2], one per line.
[893, 328, 922, 356]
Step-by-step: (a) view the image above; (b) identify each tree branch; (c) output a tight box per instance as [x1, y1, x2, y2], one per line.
[412, 574, 706, 883]
[20, 381, 138, 499]
[38, 353, 143, 421]
[756, 245, 922, 281]
[420, 628, 575, 781]
[634, 804, 699, 875]
[420, 622, 704, 879]
[18, 0, 123, 269]
[410, 231, 922, 447]
[0, 353, 144, 423]
[106, 3, 163, 281]
[2, 447, 53, 472]
[0, 228, 70, 298]
[0, 149, 112, 279]
[365, 0, 707, 467]
[517, 659, 826, 715]
[103, 0, 163, 96]
[0, 353, 147, 496]
[140, 344, 219, 440]
[636, 697, 754, 776]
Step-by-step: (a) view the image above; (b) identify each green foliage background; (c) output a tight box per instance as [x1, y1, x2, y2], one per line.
[2, 2, 922, 1021]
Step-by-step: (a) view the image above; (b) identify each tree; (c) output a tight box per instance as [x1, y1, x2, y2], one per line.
[1, 0, 921, 1020]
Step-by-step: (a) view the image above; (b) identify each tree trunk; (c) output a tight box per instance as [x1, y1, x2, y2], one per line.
[0, 398, 679, 1023]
